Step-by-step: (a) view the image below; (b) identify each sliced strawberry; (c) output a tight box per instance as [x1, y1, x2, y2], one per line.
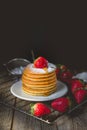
[74, 89, 87, 104]
[30, 103, 51, 117]
[34, 56, 48, 68]
[71, 79, 84, 94]
[51, 97, 70, 113]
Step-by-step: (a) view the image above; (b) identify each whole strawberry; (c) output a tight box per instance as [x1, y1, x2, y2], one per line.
[74, 89, 87, 104]
[34, 56, 48, 68]
[60, 65, 67, 72]
[30, 103, 51, 117]
[56, 64, 67, 77]
[60, 70, 73, 84]
[55, 68, 60, 76]
[51, 97, 70, 113]
[71, 79, 84, 94]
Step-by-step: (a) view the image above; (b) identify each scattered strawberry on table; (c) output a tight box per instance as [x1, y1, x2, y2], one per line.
[51, 97, 71, 113]
[71, 79, 84, 94]
[60, 70, 73, 85]
[55, 64, 87, 105]
[55, 64, 67, 76]
[74, 89, 87, 104]
[55, 64, 73, 85]
[70, 78, 87, 104]
[29, 103, 51, 117]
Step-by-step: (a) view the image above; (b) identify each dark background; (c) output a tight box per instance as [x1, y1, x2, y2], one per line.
[0, 2, 87, 71]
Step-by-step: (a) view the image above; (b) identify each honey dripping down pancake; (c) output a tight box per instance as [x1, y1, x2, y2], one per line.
[22, 56, 57, 96]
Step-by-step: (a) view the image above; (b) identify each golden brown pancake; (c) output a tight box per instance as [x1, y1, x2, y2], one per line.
[22, 85, 57, 96]
[22, 63, 57, 96]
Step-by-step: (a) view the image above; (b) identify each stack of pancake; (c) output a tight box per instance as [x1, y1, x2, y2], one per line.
[22, 63, 57, 96]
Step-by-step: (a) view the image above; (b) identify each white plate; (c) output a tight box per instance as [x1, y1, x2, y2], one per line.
[72, 72, 87, 82]
[10, 80, 68, 101]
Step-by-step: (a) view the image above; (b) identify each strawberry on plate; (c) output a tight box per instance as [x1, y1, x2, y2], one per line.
[30, 103, 51, 117]
[34, 56, 48, 68]
[51, 97, 70, 113]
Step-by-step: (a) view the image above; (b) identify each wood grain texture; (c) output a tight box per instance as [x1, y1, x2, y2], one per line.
[72, 112, 87, 130]
[0, 105, 13, 130]
[12, 111, 42, 130]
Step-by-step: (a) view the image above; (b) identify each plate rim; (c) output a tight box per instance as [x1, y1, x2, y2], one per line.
[72, 72, 87, 82]
[10, 80, 68, 101]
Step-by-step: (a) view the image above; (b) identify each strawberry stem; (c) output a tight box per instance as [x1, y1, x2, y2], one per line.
[29, 103, 35, 115]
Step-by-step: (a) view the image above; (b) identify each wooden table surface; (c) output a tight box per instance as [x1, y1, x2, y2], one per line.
[0, 68, 87, 130]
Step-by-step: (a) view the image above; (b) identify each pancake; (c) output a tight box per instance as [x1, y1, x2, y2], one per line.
[22, 63, 57, 96]
[22, 85, 57, 96]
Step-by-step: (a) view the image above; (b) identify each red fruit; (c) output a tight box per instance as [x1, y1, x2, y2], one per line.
[60, 65, 67, 72]
[51, 97, 70, 113]
[55, 68, 60, 76]
[60, 70, 73, 84]
[60, 71, 73, 79]
[74, 89, 87, 104]
[71, 79, 84, 94]
[30, 103, 51, 117]
[34, 56, 48, 68]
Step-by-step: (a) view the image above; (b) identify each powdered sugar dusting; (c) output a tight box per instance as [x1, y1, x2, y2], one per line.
[27, 63, 56, 74]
